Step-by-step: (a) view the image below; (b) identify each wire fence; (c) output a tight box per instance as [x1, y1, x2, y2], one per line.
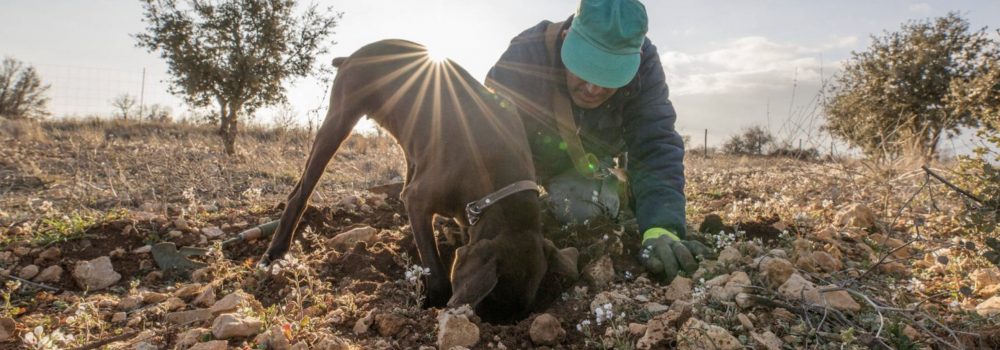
[33, 63, 186, 119]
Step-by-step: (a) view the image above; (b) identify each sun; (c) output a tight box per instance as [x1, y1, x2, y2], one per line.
[424, 44, 449, 63]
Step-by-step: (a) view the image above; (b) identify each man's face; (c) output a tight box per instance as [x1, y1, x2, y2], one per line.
[565, 69, 618, 109]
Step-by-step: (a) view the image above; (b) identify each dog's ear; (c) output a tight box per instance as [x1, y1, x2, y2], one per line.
[543, 238, 579, 279]
[447, 239, 498, 308]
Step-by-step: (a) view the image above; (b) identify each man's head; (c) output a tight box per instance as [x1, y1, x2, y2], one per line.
[561, 0, 647, 109]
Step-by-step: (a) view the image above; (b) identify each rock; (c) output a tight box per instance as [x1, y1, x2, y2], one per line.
[735, 293, 755, 309]
[375, 313, 409, 337]
[676, 318, 741, 350]
[117, 295, 143, 310]
[33, 265, 63, 283]
[132, 245, 152, 254]
[112, 312, 127, 323]
[255, 325, 291, 350]
[17, 265, 39, 279]
[0, 317, 15, 342]
[813, 227, 838, 244]
[972, 268, 1000, 288]
[73, 256, 121, 291]
[315, 335, 351, 350]
[795, 254, 818, 273]
[529, 313, 565, 346]
[12, 246, 30, 256]
[778, 273, 816, 300]
[141, 291, 168, 304]
[737, 313, 753, 330]
[163, 297, 186, 311]
[36, 247, 61, 264]
[760, 257, 794, 288]
[636, 306, 693, 349]
[327, 226, 379, 251]
[582, 255, 615, 287]
[644, 302, 669, 314]
[132, 341, 157, 350]
[768, 249, 788, 259]
[663, 276, 692, 302]
[835, 203, 877, 228]
[211, 291, 253, 315]
[201, 226, 224, 238]
[165, 308, 213, 325]
[806, 285, 862, 313]
[192, 286, 216, 307]
[211, 313, 262, 339]
[175, 328, 209, 348]
[167, 230, 183, 239]
[772, 308, 795, 321]
[903, 325, 921, 340]
[174, 283, 205, 299]
[712, 271, 750, 301]
[188, 340, 227, 350]
[811, 251, 842, 272]
[878, 261, 908, 275]
[792, 238, 813, 255]
[191, 267, 213, 283]
[976, 296, 1000, 317]
[174, 217, 191, 231]
[290, 343, 308, 350]
[353, 309, 376, 334]
[717, 246, 742, 265]
[752, 330, 783, 350]
[437, 306, 479, 350]
[628, 323, 647, 336]
[589, 291, 628, 314]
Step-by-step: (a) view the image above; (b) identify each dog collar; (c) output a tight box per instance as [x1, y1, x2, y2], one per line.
[465, 180, 540, 226]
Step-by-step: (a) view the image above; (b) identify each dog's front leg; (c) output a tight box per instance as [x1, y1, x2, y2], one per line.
[405, 204, 451, 307]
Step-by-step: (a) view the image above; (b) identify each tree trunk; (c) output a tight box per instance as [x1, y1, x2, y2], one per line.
[221, 103, 240, 156]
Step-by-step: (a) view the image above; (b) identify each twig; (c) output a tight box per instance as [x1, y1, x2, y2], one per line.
[1, 273, 60, 292]
[921, 165, 988, 206]
[68, 330, 141, 350]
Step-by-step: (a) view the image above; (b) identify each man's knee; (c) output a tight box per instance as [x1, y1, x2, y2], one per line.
[543, 170, 621, 225]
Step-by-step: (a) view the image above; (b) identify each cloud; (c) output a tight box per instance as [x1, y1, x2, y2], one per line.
[908, 3, 932, 14]
[661, 36, 857, 144]
[660, 36, 854, 96]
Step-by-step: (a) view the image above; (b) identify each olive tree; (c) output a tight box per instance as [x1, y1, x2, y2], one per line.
[136, 0, 340, 155]
[824, 13, 996, 161]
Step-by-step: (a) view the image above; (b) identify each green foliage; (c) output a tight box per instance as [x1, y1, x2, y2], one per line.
[824, 13, 998, 161]
[135, 0, 340, 155]
[722, 125, 773, 155]
[0, 57, 50, 119]
[34, 213, 96, 246]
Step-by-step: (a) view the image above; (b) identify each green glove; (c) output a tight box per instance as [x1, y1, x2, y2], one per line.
[639, 227, 712, 282]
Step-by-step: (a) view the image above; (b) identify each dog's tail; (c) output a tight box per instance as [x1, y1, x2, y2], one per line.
[331, 57, 348, 68]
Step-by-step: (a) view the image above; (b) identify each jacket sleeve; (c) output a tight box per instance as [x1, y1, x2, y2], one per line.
[622, 42, 687, 238]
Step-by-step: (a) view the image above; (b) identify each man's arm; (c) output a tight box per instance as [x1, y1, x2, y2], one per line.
[622, 41, 687, 238]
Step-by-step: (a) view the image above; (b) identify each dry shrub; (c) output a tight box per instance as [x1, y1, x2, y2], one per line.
[0, 117, 48, 143]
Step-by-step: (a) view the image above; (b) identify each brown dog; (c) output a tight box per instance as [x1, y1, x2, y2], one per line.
[260, 39, 576, 320]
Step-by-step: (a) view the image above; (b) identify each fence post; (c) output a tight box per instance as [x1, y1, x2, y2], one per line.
[703, 128, 708, 158]
[139, 67, 146, 119]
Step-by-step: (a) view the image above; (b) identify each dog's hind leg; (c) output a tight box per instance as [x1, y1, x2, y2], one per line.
[261, 97, 364, 266]
[404, 200, 451, 306]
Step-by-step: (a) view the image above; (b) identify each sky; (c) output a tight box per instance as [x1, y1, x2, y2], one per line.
[2, 0, 999, 154]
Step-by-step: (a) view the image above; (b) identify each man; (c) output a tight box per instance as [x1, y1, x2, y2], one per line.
[486, 0, 710, 282]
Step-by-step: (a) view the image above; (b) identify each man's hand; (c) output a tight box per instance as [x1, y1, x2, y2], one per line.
[639, 227, 712, 282]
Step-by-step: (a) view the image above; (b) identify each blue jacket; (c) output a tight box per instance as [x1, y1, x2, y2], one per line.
[486, 18, 687, 237]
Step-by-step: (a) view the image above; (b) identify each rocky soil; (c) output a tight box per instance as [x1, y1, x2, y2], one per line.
[1, 119, 998, 349]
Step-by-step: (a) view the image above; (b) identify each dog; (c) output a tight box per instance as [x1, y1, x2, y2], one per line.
[260, 39, 577, 320]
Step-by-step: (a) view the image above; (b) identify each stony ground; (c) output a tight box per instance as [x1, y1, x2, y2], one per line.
[1, 118, 999, 349]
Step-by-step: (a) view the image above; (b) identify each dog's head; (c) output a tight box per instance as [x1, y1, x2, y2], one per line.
[447, 233, 578, 322]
